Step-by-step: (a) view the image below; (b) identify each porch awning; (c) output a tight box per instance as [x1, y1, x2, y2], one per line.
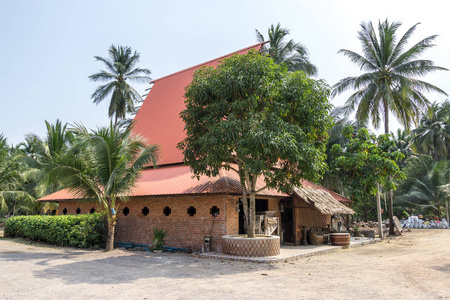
[293, 187, 355, 215]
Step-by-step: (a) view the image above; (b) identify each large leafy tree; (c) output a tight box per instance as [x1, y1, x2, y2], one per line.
[412, 101, 450, 161]
[331, 19, 447, 234]
[89, 45, 152, 124]
[256, 23, 317, 76]
[178, 51, 332, 238]
[331, 126, 404, 222]
[44, 123, 159, 251]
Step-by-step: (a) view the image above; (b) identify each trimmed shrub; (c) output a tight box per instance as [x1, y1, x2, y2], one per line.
[4, 213, 106, 248]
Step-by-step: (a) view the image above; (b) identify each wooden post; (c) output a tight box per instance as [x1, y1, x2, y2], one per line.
[376, 182, 384, 239]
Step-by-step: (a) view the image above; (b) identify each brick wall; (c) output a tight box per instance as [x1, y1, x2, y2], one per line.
[57, 194, 239, 252]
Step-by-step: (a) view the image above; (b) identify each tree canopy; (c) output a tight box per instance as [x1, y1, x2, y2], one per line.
[331, 126, 405, 220]
[178, 50, 332, 237]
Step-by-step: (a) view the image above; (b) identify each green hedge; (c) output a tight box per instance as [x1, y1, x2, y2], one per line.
[4, 213, 106, 248]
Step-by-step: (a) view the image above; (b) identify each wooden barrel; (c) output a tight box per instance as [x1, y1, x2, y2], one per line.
[330, 233, 350, 247]
[308, 232, 323, 245]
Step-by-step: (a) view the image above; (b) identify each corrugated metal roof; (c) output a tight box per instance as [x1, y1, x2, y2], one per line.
[38, 163, 287, 202]
[132, 43, 265, 165]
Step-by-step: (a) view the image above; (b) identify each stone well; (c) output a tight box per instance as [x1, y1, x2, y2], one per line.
[222, 235, 280, 257]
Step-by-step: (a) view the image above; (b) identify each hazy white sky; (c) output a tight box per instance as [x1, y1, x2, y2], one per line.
[1, 0, 449, 145]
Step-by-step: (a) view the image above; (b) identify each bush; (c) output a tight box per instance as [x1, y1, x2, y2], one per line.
[4, 213, 106, 248]
[153, 228, 166, 250]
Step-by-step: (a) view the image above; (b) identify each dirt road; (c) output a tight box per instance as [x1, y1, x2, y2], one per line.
[0, 230, 449, 299]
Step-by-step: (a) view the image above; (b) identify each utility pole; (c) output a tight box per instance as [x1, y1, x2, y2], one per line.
[376, 182, 384, 239]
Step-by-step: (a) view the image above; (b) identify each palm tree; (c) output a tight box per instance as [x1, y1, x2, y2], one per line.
[0, 134, 35, 216]
[89, 45, 152, 124]
[332, 19, 447, 234]
[19, 119, 74, 198]
[332, 19, 447, 132]
[44, 122, 159, 251]
[391, 128, 413, 168]
[256, 23, 317, 76]
[397, 160, 449, 219]
[412, 101, 450, 161]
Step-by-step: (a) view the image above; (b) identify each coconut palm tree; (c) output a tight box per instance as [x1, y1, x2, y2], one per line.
[0, 134, 35, 216]
[256, 23, 317, 76]
[89, 45, 152, 124]
[391, 128, 413, 168]
[397, 160, 449, 219]
[412, 101, 450, 161]
[331, 19, 447, 234]
[332, 20, 447, 132]
[19, 119, 75, 198]
[44, 122, 159, 251]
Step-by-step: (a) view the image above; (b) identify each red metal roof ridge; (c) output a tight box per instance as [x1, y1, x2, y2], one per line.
[149, 42, 268, 84]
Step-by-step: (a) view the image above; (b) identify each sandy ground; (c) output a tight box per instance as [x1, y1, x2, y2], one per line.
[0, 230, 449, 300]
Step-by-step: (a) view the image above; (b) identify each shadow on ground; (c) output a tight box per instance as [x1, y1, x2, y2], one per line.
[33, 252, 276, 284]
[0, 240, 278, 285]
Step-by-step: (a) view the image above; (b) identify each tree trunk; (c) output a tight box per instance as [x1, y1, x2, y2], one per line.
[105, 219, 116, 251]
[376, 183, 384, 239]
[105, 197, 116, 251]
[245, 172, 257, 238]
[248, 191, 256, 238]
[384, 104, 395, 236]
[238, 162, 248, 234]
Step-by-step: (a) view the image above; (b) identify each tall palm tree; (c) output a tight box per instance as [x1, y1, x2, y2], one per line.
[44, 122, 159, 251]
[412, 101, 450, 161]
[256, 23, 317, 76]
[332, 19, 447, 234]
[332, 19, 447, 132]
[89, 45, 152, 124]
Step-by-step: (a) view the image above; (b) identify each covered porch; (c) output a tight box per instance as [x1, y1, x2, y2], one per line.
[280, 187, 355, 245]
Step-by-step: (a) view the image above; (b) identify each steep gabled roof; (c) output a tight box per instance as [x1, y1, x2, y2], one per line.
[132, 43, 266, 166]
[38, 43, 353, 206]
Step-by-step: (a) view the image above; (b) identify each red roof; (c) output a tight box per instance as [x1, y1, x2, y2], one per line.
[132, 43, 265, 165]
[39, 164, 288, 202]
[38, 43, 352, 205]
[38, 163, 351, 203]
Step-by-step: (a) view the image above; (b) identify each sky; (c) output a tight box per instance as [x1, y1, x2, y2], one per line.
[1, 0, 449, 146]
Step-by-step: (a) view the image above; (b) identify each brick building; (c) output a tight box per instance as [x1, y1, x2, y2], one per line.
[39, 43, 353, 252]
